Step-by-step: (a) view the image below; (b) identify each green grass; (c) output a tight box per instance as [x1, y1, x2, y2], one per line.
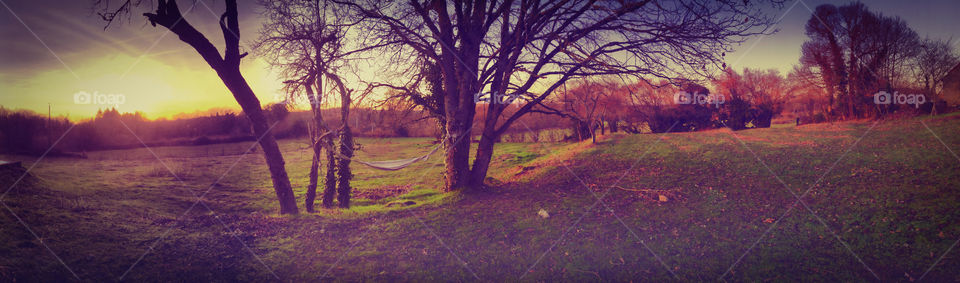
[1, 113, 960, 281]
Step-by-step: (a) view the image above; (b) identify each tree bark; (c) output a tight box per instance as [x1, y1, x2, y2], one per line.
[321, 135, 337, 208]
[336, 125, 354, 208]
[305, 131, 320, 212]
[442, 93, 475, 191]
[469, 126, 498, 186]
[327, 71, 353, 208]
[600, 118, 606, 135]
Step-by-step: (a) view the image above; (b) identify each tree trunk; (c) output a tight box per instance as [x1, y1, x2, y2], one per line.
[305, 105, 331, 212]
[439, 61, 478, 192]
[321, 135, 337, 208]
[336, 125, 354, 208]
[304, 77, 323, 213]
[443, 116, 473, 191]
[143, 0, 297, 214]
[305, 132, 320, 212]
[469, 126, 498, 186]
[591, 122, 597, 144]
[328, 71, 354, 208]
[224, 71, 299, 215]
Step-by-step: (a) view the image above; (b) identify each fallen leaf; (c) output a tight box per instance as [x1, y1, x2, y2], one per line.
[538, 209, 550, 218]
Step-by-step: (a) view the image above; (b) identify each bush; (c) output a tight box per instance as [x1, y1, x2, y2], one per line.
[719, 97, 752, 130]
[752, 107, 775, 128]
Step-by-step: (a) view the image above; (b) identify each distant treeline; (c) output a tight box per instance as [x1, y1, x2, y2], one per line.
[0, 101, 597, 155]
[0, 104, 447, 155]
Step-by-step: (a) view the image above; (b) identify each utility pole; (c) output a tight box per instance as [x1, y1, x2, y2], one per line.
[47, 103, 52, 148]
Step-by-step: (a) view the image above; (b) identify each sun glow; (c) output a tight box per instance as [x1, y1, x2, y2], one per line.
[1, 52, 286, 120]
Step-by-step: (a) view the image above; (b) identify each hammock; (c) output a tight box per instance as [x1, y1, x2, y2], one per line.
[348, 143, 442, 170]
[313, 130, 444, 171]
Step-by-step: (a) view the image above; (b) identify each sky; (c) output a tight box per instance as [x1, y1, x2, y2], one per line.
[1, 0, 959, 120]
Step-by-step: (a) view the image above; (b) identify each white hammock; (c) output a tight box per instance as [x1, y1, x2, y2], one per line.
[315, 131, 444, 171]
[348, 143, 442, 170]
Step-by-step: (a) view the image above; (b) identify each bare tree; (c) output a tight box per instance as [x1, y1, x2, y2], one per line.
[96, 0, 299, 214]
[738, 68, 788, 128]
[914, 38, 960, 115]
[255, 0, 338, 211]
[334, 0, 780, 191]
[255, 0, 382, 209]
[558, 79, 614, 143]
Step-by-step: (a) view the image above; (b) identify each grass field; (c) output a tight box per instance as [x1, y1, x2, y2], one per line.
[2, 113, 960, 281]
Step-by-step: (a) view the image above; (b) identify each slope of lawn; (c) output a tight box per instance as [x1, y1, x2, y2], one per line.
[1, 112, 959, 281]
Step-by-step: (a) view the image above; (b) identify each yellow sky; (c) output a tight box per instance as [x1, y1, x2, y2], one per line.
[0, 0, 296, 121]
[1, 51, 291, 120]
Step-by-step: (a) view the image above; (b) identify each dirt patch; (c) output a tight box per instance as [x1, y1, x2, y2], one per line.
[512, 165, 538, 176]
[494, 153, 516, 163]
[386, 200, 417, 207]
[353, 185, 413, 201]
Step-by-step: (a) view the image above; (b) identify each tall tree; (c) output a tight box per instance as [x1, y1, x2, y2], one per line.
[97, 0, 299, 214]
[335, 0, 780, 191]
[914, 38, 960, 115]
[799, 3, 919, 119]
[327, 73, 355, 208]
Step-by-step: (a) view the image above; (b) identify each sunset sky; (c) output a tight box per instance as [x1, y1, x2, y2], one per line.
[1, 0, 958, 120]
